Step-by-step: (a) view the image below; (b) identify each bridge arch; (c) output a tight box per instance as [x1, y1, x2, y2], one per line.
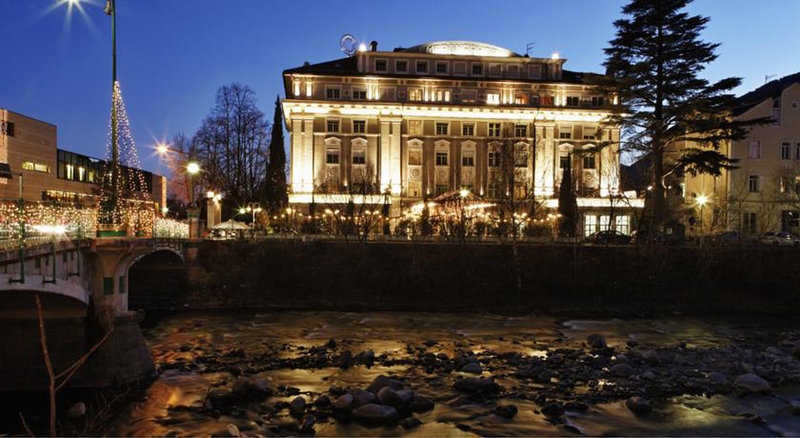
[125, 248, 187, 310]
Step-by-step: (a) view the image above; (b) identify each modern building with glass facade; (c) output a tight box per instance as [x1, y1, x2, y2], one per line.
[282, 40, 642, 235]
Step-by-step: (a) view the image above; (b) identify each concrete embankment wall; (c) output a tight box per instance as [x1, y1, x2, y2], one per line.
[135, 240, 800, 315]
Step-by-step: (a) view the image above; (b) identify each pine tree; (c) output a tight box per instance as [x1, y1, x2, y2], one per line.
[265, 95, 288, 212]
[599, 0, 769, 230]
[558, 160, 578, 237]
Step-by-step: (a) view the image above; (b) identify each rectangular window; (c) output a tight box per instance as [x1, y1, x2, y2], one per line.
[326, 149, 340, 164]
[749, 174, 760, 193]
[395, 60, 408, 72]
[600, 215, 611, 231]
[781, 141, 791, 160]
[435, 89, 451, 102]
[749, 140, 761, 159]
[507, 65, 519, 77]
[528, 65, 542, 79]
[486, 93, 500, 105]
[615, 215, 630, 235]
[591, 96, 605, 107]
[375, 59, 387, 72]
[471, 63, 483, 75]
[462, 123, 474, 136]
[559, 127, 572, 139]
[352, 88, 367, 100]
[416, 61, 428, 73]
[3, 121, 14, 136]
[566, 96, 580, 106]
[435, 122, 449, 136]
[326, 87, 341, 99]
[488, 150, 501, 167]
[435, 152, 448, 166]
[408, 148, 422, 165]
[436, 62, 448, 74]
[515, 124, 527, 137]
[488, 123, 501, 137]
[462, 154, 475, 167]
[515, 146, 528, 167]
[583, 126, 597, 140]
[584, 215, 598, 237]
[326, 119, 340, 132]
[743, 212, 757, 234]
[352, 120, 366, 133]
[22, 162, 51, 173]
[352, 149, 366, 165]
[408, 120, 422, 135]
[408, 88, 422, 101]
[583, 154, 596, 169]
[461, 90, 476, 103]
[514, 93, 528, 105]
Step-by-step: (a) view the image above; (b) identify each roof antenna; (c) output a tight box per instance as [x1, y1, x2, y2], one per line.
[525, 42, 535, 56]
[765, 74, 777, 83]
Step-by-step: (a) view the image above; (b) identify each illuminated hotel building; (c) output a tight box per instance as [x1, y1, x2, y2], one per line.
[282, 41, 640, 234]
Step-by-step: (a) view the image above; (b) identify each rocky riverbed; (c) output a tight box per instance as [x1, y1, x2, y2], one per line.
[111, 311, 800, 436]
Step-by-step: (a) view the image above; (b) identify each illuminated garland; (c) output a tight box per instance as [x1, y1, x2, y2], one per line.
[0, 200, 97, 240]
[154, 217, 189, 238]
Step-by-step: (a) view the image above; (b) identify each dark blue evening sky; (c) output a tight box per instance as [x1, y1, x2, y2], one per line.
[1, 0, 798, 172]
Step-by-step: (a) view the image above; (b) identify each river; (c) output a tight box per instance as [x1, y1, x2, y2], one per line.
[112, 311, 800, 436]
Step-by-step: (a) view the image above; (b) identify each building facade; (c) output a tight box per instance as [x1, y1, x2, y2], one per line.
[282, 41, 640, 235]
[684, 73, 800, 236]
[0, 108, 167, 207]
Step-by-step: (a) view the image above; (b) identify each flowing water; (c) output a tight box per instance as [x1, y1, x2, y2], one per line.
[112, 311, 800, 436]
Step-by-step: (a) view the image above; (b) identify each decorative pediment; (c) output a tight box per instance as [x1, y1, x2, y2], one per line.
[350, 137, 368, 148]
[407, 138, 423, 148]
[324, 136, 342, 147]
[461, 140, 477, 150]
[434, 139, 450, 150]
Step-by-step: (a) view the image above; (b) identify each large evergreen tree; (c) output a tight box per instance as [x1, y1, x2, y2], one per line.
[265, 95, 288, 212]
[558, 160, 578, 237]
[599, 0, 769, 230]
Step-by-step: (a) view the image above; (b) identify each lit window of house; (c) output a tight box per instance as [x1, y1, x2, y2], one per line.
[22, 162, 50, 173]
[435, 122, 449, 135]
[352, 88, 367, 100]
[486, 93, 500, 105]
[615, 215, 630, 235]
[584, 215, 597, 237]
[749, 140, 761, 159]
[352, 120, 366, 133]
[462, 123, 474, 136]
[514, 93, 528, 105]
[436, 89, 451, 102]
[326, 119, 340, 132]
[488, 123, 501, 137]
[408, 88, 422, 101]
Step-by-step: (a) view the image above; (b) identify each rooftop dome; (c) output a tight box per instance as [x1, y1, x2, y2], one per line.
[396, 41, 520, 58]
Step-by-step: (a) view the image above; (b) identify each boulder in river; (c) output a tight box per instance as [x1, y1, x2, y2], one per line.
[399, 417, 423, 429]
[366, 375, 405, 394]
[610, 363, 635, 377]
[734, 373, 771, 393]
[626, 396, 653, 414]
[289, 396, 307, 418]
[587, 334, 607, 349]
[541, 402, 564, 417]
[409, 394, 434, 413]
[377, 387, 405, 409]
[454, 377, 500, 396]
[461, 362, 483, 374]
[352, 389, 378, 407]
[332, 394, 354, 413]
[351, 403, 399, 424]
[494, 404, 518, 419]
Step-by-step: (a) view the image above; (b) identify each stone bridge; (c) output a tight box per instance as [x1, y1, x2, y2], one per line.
[0, 237, 192, 389]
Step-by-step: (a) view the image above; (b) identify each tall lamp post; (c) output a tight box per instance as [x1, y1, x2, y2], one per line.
[696, 194, 709, 247]
[186, 161, 201, 239]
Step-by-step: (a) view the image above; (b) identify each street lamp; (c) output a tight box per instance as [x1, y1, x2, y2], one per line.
[696, 194, 709, 247]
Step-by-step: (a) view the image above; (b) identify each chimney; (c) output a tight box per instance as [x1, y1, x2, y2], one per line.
[370, 40, 378, 51]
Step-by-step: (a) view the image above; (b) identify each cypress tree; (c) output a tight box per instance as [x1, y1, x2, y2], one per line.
[598, 0, 769, 230]
[265, 95, 288, 212]
[558, 160, 578, 237]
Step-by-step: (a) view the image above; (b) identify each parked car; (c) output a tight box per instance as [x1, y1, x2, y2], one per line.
[587, 230, 632, 245]
[761, 231, 800, 247]
[711, 231, 744, 246]
[631, 229, 685, 246]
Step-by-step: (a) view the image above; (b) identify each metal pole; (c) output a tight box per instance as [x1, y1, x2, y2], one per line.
[17, 173, 25, 283]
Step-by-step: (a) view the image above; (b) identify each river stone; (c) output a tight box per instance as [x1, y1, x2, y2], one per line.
[409, 395, 434, 413]
[642, 350, 661, 364]
[626, 397, 652, 414]
[461, 362, 483, 374]
[66, 402, 86, 419]
[314, 395, 331, 407]
[587, 334, 607, 349]
[399, 417, 423, 429]
[366, 375, 405, 394]
[454, 377, 500, 395]
[708, 372, 728, 385]
[377, 387, 404, 409]
[494, 404, 518, 419]
[541, 402, 565, 417]
[289, 396, 306, 418]
[352, 404, 399, 424]
[734, 373, 771, 393]
[332, 394, 354, 412]
[232, 379, 251, 398]
[396, 389, 416, 405]
[610, 363, 635, 377]
[352, 389, 378, 407]
[249, 378, 274, 397]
